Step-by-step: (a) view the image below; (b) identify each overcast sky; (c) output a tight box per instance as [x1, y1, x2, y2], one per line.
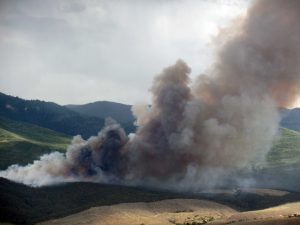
[0, 0, 250, 105]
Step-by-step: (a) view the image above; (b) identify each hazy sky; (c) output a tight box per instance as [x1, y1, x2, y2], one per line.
[0, 0, 250, 105]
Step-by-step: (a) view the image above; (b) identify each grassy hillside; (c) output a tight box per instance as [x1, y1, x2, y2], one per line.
[0, 115, 299, 172]
[0, 116, 71, 170]
[249, 128, 300, 191]
[267, 128, 300, 168]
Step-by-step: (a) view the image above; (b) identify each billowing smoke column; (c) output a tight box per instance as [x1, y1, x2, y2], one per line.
[0, 119, 129, 186]
[1, 0, 300, 190]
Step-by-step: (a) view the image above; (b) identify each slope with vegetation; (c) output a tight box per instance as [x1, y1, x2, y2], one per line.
[0, 116, 71, 170]
[250, 128, 300, 191]
[66, 101, 135, 124]
[66, 101, 136, 134]
[0, 117, 299, 224]
[267, 128, 300, 168]
[0, 92, 105, 138]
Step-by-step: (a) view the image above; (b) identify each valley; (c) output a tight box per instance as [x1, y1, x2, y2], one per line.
[0, 93, 300, 225]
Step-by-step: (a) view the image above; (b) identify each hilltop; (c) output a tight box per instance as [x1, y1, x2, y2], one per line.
[66, 101, 135, 124]
[0, 92, 106, 138]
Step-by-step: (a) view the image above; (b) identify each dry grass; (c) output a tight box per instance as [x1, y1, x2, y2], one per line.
[39, 199, 235, 225]
[40, 200, 300, 225]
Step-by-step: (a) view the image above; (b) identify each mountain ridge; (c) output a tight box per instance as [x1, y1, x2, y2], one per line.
[1, 91, 299, 135]
[65, 100, 135, 127]
[0, 92, 110, 138]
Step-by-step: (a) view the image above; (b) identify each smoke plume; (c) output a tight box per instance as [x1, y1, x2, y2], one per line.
[1, 0, 300, 190]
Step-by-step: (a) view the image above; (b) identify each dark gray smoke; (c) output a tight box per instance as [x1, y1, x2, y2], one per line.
[1, 0, 300, 190]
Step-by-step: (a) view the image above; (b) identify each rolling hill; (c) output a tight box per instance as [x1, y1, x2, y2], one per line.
[1, 91, 299, 137]
[0, 116, 71, 170]
[1, 176, 300, 225]
[66, 101, 135, 124]
[0, 177, 182, 224]
[267, 128, 300, 168]
[0, 92, 106, 139]
[66, 101, 136, 134]
[0, 112, 299, 175]
[65, 103, 300, 134]
[0, 118, 300, 224]
[251, 128, 300, 191]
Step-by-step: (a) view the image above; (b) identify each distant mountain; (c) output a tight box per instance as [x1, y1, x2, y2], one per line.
[280, 108, 300, 132]
[0, 92, 105, 139]
[65, 101, 135, 123]
[66, 102, 300, 134]
[65, 101, 136, 133]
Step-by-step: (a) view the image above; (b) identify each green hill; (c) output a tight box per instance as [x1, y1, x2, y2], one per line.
[0, 116, 71, 170]
[247, 128, 300, 191]
[266, 128, 300, 168]
[0, 113, 299, 172]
